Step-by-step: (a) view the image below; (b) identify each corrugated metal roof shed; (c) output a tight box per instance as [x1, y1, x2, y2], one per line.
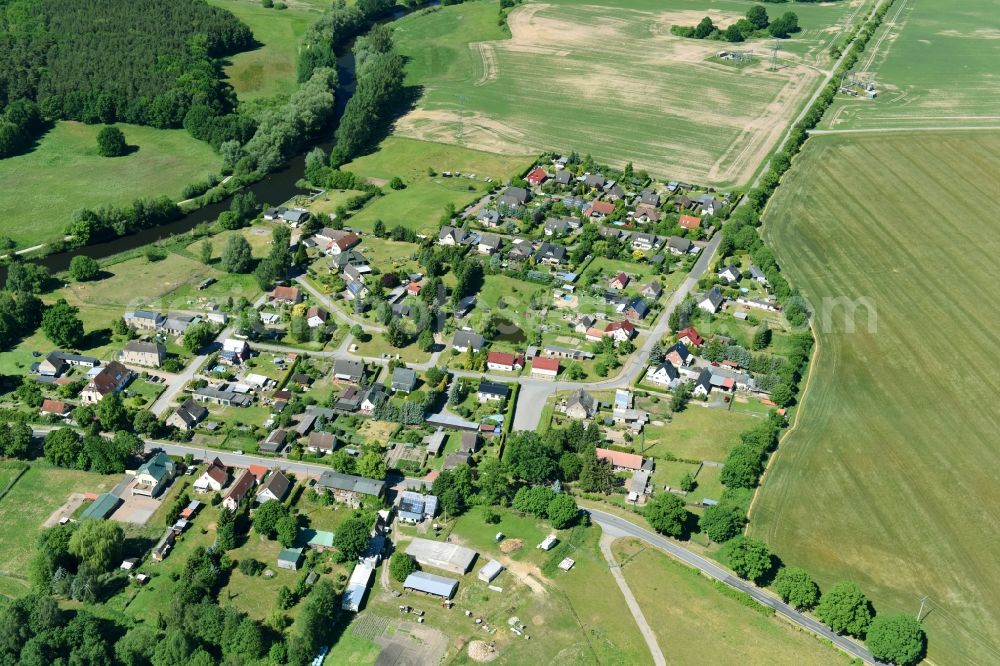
[403, 571, 459, 599]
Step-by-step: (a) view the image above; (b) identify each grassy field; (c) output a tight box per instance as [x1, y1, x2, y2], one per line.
[0, 465, 118, 597]
[391, 0, 866, 186]
[340, 137, 532, 234]
[823, 0, 1000, 130]
[611, 538, 845, 665]
[751, 132, 1000, 665]
[208, 0, 329, 100]
[0, 121, 220, 249]
[639, 404, 761, 463]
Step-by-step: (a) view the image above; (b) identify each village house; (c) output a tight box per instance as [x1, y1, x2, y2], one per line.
[359, 384, 386, 415]
[584, 200, 615, 219]
[595, 447, 650, 472]
[477, 209, 500, 227]
[574, 314, 597, 334]
[437, 225, 472, 246]
[162, 313, 198, 336]
[454, 295, 476, 319]
[534, 242, 568, 266]
[124, 310, 163, 331]
[398, 491, 439, 524]
[191, 386, 252, 407]
[259, 428, 288, 454]
[223, 470, 256, 511]
[193, 458, 229, 493]
[641, 281, 663, 300]
[460, 431, 480, 454]
[605, 320, 636, 343]
[477, 379, 510, 403]
[452, 330, 485, 353]
[220, 338, 250, 365]
[121, 340, 165, 368]
[633, 206, 662, 224]
[307, 431, 337, 455]
[80, 361, 133, 404]
[631, 233, 658, 251]
[486, 351, 523, 372]
[40, 399, 72, 418]
[530, 356, 560, 380]
[317, 471, 386, 507]
[543, 217, 571, 237]
[269, 285, 302, 305]
[638, 188, 660, 207]
[665, 342, 694, 366]
[678, 214, 702, 230]
[498, 187, 529, 210]
[717, 265, 741, 284]
[334, 359, 365, 383]
[444, 451, 472, 470]
[391, 367, 418, 393]
[624, 297, 649, 321]
[698, 288, 724, 314]
[37, 351, 99, 378]
[677, 326, 703, 347]
[610, 272, 630, 290]
[132, 451, 175, 497]
[697, 194, 724, 216]
[306, 306, 328, 328]
[477, 232, 502, 255]
[256, 470, 292, 503]
[667, 236, 693, 255]
[526, 166, 548, 187]
[749, 265, 769, 286]
[166, 399, 208, 432]
[646, 362, 680, 388]
[565, 389, 597, 420]
[320, 230, 360, 255]
[583, 173, 606, 189]
[507, 239, 534, 263]
[542, 345, 594, 361]
[693, 368, 714, 397]
[737, 296, 780, 312]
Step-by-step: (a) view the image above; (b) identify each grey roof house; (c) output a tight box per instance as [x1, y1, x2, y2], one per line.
[391, 367, 418, 393]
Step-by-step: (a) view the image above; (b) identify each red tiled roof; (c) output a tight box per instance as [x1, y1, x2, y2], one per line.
[588, 201, 615, 215]
[531, 356, 560, 372]
[224, 470, 256, 502]
[40, 399, 69, 414]
[270, 285, 300, 302]
[407, 282, 422, 294]
[247, 465, 269, 482]
[596, 447, 644, 471]
[586, 327, 605, 339]
[605, 321, 635, 334]
[332, 233, 360, 251]
[487, 351, 521, 367]
[679, 214, 702, 229]
[677, 326, 703, 346]
[527, 167, 548, 184]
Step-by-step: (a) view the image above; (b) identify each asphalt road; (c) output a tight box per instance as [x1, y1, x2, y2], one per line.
[588, 507, 879, 665]
[149, 325, 234, 417]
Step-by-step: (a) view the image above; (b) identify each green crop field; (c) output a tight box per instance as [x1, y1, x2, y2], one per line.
[823, 0, 1000, 130]
[392, 0, 868, 186]
[612, 538, 844, 665]
[751, 132, 1000, 665]
[0, 121, 220, 249]
[208, 0, 329, 101]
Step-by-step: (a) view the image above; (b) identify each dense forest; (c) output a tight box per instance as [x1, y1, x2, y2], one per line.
[0, 0, 254, 155]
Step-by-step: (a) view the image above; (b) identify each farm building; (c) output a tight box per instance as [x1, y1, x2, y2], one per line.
[342, 561, 375, 612]
[317, 471, 386, 507]
[277, 548, 303, 571]
[403, 571, 459, 599]
[478, 560, 504, 583]
[406, 538, 478, 574]
[80, 493, 121, 521]
[397, 491, 438, 524]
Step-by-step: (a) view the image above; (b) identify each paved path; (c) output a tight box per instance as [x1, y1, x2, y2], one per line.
[150, 325, 234, 417]
[599, 534, 667, 666]
[588, 507, 879, 665]
[295, 274, 384, 333]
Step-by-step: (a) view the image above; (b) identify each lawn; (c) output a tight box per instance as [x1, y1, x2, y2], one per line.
[340, 137, 533, 235]
[639, 404, 760, 463]
[0, 465, 119, 597]
[391, 0, 864, 186]
[611, 538, 845, 665]
[0, 121, 220, 248]
[822, 0, 1000, 130]
[751, 131, 1000, 666]
[208, 0, 329, 100]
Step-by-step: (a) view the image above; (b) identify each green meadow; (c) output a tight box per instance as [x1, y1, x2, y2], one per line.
[752, 131, 1000, 666]
[0, 122, 220, 249]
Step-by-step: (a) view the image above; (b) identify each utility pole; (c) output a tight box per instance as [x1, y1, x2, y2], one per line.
[916, 596, 928, 621]
[769, 39, 779, 72]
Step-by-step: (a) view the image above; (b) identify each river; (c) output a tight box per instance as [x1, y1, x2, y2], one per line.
[27, 35, 367, 275]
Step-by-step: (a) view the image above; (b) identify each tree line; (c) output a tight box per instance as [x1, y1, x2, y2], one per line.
[0, 0, 253, 149]
[296, 0, 397, 84]
[673, 5, 800, 42]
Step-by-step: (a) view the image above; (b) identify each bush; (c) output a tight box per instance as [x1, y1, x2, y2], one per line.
[389, 553, 418, 582]
[96, 126, 127, 157]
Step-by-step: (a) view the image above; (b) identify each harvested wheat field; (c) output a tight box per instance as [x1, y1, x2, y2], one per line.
[394, 0, 864, 185]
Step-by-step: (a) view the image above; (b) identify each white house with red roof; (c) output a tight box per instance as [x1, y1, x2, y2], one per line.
[605, 321, 635, 343]
[595, 447, 648, 472]
[677, 326, 703, 347]
[610, 272, 630, 290]
[486, 351, 524, 372]
[530, 356, 559, 379]
[526, 166, 548, 187]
